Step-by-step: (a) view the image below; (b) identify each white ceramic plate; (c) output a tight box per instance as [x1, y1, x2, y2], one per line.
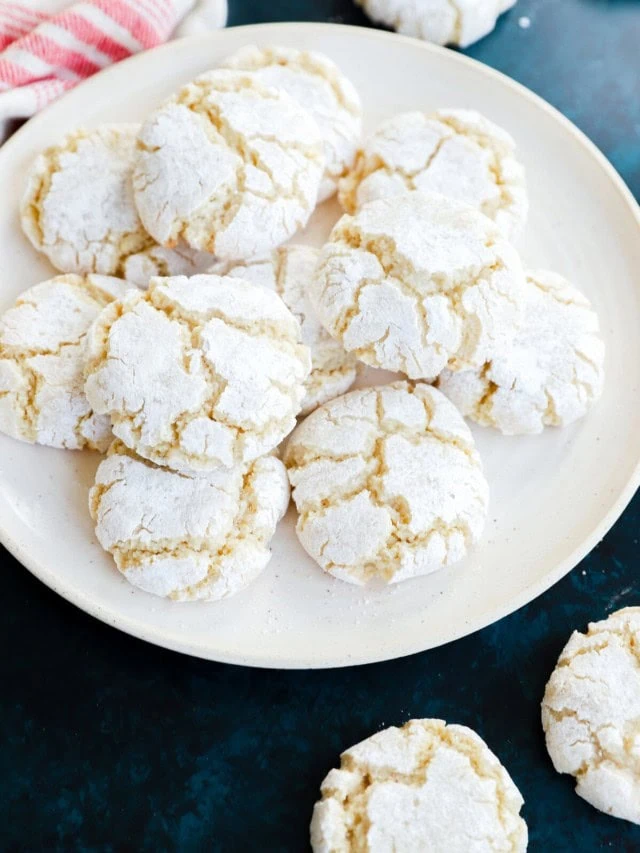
[1, 23, 639, 668]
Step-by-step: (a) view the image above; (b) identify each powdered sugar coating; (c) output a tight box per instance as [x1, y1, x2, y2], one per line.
[311, 192, 525, 380]
[542, 607, 640, 824]
[212, 245, 358, 414]
[356, 0, 517, 47]
[123, 244, 215, 287]
[0, 274, 130, 450]
[222, 45, 362, 202]
[84, 274, 311, 471]
[284, 381, 488, 585]
[21, 125, 153, 275]
[311, 718, 527, 852]
[133, 69, 324, 260]
[340, 109, 527, 240]
[90, 441, 289, 601]
[438, 270, 605, 434]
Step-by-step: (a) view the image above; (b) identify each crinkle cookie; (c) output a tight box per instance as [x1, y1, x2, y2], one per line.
[0, 274, 130, 450]
[311, 718, 528, 852]
[438, 270, 605, 434]
[21, 125, 154, 276]
[133, 68, 324, 260]
[222, 45, 363, 203]
[123, 244, 215, 287]
[356, 0, 517, 48]
[84, 274, 311, 471]
[339, 109, 527, 240]
[311, 192, 525, 380]
[542, 607, 640, 824]
[90, 441, 289, 601]
[284, 381, 488, 585]
[212, 245, 358, 415]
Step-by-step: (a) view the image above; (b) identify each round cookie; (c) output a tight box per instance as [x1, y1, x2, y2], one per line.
[212, 245, 359, 415]
[438, 270, 605, 434]
[90, 441, 289, 601]
[356, 0, 517, 48]
[133, 68, 324, 260]
[284, 381, 488, 585]
[84, 274, 311, 471]
[0, 274, 130, 450]
[542, 607, 640, 824]
[123, 244, 215, 287]
[222, 45, 363, 203]
[311, 718, 528, 852]
[21, 125, 153, 276]
[311, 192, 525, 380]
[339, 109, 527, 240]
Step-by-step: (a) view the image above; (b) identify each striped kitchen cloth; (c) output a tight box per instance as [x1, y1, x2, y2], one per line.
[0, 0, 227, 138]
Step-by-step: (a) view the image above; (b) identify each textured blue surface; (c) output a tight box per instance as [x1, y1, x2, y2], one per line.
[2, 1, 640, 850]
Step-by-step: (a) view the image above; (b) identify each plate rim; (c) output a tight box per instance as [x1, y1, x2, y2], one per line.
[2, 21, 640, 669]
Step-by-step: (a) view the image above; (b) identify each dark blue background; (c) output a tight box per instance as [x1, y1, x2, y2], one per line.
[3, 1, 640, 850]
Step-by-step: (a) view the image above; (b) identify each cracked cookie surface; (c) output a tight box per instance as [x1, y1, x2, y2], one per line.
[84, 274, 311, 471]
[438, 270, 605, 434]
[542, 607, 640, 824]
[0, 274, 130, 450]
[222, 45, 362, 203]
[90, 440, 289, 600]
[123, 244, 215, 287]
[311, 718, 527, 852]
[21, 125, 154, 276]
[356, 0, 516, 48]
[310, 192, 525, 380]
[339, 109, 527, 240]
[211, 245, 358, 414]
[284, 381, 488, 585]
[133, 68, 324, 260]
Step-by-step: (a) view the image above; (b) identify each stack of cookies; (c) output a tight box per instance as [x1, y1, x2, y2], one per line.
[0, 44, 605, 601]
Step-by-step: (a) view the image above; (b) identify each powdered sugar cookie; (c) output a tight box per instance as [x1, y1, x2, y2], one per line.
[311, 192, 525, 380]
[212, 246, 358, 414]
[123, 244, 215, 287]
[339, 109, 527, 240]
[284, 381, 488, 585]
[0, 274, 130, 450]
[438, 270, 605, 434]
[311, 718, 527, 852]
[133, 69, 324, 260]
[21, 125, 153, 276]
[542, 607, 640, 824]
[84, 274, 311, 471]
[90, 441, 289, 601]
[356, 0, 517, 48]
[222, 45, 362, 202]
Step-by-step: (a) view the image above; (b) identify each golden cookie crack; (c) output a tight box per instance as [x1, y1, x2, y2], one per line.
[87, 285, 307, 469]
[147, 294, 304, 447]
[2, 341, 96, 445]
[21, 130, 87, 249]
[341, 131, 453, 213]
[109, 460, 277, 600]
[544, 621, 640, 781]
[22, 128, 153, 274]
[147, 284, 301, 348]
[437, 114, 521, 222]
[324, 722, 523, 850]
[329, 221, 508, 372]
[288, 385, 484, 580]
[231, 48, 361, 118]
[445, 0, 463, 43]
[174, 79, 322, 222]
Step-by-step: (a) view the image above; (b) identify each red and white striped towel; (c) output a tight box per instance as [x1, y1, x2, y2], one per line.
[0, 0, 227, 138]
